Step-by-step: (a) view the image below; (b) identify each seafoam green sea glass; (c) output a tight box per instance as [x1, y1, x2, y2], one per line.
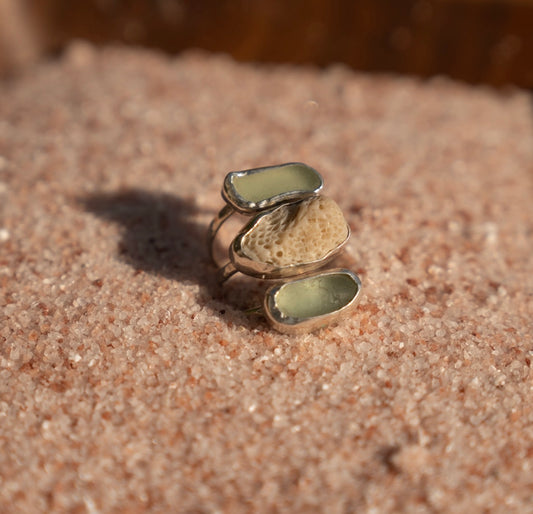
[223, 163, 322, 212]
[264, 270, 362, 333]
[274, 272, 358, 319]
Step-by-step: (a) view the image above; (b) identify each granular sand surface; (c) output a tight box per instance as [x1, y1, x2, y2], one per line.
[1, 43, 533, 513]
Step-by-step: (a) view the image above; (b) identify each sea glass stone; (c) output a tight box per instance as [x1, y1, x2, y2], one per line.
[224, 163, 322, 211]
[273, 272, 359, 320]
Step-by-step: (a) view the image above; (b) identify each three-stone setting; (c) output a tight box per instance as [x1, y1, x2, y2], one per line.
[209, 161, 362, 333]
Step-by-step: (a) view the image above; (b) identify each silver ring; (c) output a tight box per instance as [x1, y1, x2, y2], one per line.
[208, 163, 362, 333]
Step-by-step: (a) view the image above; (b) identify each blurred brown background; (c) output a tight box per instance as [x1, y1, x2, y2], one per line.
[1, 0, 532, 87]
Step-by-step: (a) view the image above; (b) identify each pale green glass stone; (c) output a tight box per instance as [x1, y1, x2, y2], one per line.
[274, 273, 358, 320]
[231, 164, 322, 204]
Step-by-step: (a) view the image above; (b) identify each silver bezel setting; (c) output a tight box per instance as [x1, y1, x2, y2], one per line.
[263, 269, 362, 334]
[222, 162, 323, 214]
[228, 198, 350, 280]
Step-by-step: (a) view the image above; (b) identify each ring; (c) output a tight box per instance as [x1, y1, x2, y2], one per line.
[207, 162, 323, 266]
[217, 194, 350, 282]
[209, 163, 363, 334]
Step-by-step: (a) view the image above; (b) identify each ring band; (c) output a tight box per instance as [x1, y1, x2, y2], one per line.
[208, 162, 323, 267]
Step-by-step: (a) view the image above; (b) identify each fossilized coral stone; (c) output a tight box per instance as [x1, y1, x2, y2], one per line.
[241, 196, 349, 267]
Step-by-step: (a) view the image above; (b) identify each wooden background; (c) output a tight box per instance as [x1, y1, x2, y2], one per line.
[2, 0, 533, 87]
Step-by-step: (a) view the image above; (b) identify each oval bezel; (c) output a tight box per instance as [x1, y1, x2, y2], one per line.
[222, 162, 323, 214]
[263, 269, 362, 334]
[228, 197, 350, 279]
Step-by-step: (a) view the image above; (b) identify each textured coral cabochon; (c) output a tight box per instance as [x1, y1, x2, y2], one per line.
[240, 196, 349, 266]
